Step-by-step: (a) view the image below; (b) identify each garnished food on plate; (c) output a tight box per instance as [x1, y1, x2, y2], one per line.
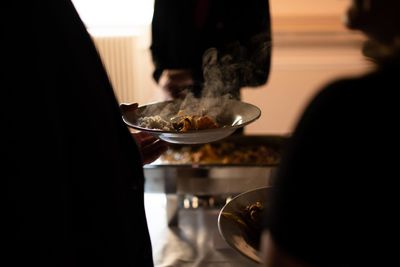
[137, 115, 172, 131]
[121, 99, 262, 144]
[171, 115, 219, 132]
[137, 111, 219, 133]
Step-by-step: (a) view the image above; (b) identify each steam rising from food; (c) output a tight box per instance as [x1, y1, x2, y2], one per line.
[202, 32, 271, 99]
[138, 34, 271, 132]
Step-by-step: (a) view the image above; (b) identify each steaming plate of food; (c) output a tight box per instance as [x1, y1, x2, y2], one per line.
[120, 98, 261, 144]
[218, 186, 271, 264]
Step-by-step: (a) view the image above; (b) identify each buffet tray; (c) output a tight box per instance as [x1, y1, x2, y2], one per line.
[145, 134, 288, 168]
[143, 134, 288, 226]
[144, 134, 288, 195]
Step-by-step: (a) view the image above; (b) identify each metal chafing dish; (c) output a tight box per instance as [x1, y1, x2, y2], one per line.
[143, 134, 288, 226]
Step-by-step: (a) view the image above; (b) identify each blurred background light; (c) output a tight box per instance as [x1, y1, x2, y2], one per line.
[72, 0, 155, 36]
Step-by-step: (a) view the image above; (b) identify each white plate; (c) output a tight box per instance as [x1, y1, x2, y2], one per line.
[218, 186, 271, 264]
[120, 99, 261, 144]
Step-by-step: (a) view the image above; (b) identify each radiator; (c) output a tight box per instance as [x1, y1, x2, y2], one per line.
[92, 36, 136, 103]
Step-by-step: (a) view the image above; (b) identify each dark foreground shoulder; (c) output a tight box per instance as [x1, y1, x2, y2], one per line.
[265, 66, 398, 265]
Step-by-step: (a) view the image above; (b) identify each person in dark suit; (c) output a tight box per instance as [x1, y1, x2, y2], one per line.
[3, 1, 166, 266]
[150, 0, 272, 100]
[260, 0, 400, 266]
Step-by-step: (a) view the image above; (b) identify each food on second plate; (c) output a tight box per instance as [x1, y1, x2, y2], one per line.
[242, 202, 264, 239]
[222, 201, 265, 249]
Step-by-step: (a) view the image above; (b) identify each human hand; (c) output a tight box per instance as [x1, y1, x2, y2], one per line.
[120, 102, 169, 165]
[158, 69, 194, 99]
[132, 131, 168, 165]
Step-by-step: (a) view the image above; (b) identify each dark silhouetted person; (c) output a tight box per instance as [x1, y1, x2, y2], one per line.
[150, 0, 272, 100]
[261, 0, 400, 266]
[3, 1, 166, 266]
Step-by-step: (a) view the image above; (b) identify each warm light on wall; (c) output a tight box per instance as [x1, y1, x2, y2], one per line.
[71, 0, 154, 36]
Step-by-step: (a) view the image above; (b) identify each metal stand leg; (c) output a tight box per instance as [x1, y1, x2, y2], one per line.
[166, 194, 179, 227]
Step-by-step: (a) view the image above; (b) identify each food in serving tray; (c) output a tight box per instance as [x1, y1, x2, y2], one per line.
[159, 142, 281, 165]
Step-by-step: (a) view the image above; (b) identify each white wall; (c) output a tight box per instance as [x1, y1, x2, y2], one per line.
[242, 46, 371, 135]
[242, 0, 372, 134]
[270, 0, 348, 16]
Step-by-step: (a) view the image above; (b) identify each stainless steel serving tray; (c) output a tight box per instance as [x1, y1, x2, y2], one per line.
[145, 134, 288, 168]
[143, 134, 288, 226]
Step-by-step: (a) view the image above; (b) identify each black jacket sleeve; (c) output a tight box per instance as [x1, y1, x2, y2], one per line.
[265, 64, 400, 265]
[4, 1, 153, 266]
[150, 0, 272, 89]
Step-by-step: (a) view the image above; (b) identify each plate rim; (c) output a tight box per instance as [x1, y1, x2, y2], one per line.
[217, 186, 271, 264]
[120, 99, 262, 134]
